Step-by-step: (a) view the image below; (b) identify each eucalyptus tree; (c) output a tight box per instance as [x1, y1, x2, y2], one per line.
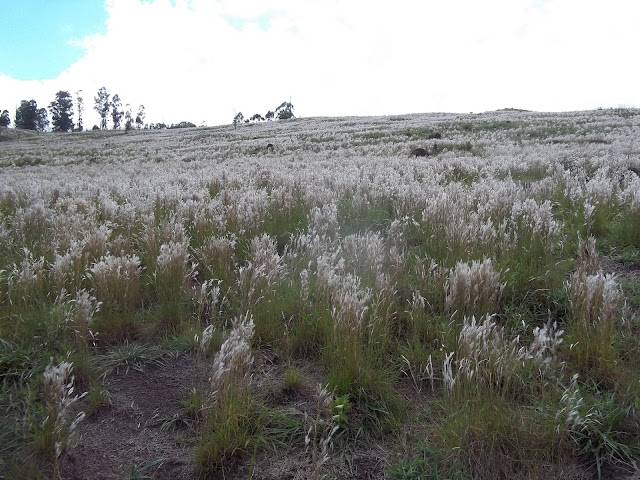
[0, 109, 10, 127]
[49, 91, 75, 132]
[111, 94, 124, 130]
[15, 100, 49, 131]
[76, 90, 84, 131]
[94, 87, 111, 130]
[135, 105, 145, 129]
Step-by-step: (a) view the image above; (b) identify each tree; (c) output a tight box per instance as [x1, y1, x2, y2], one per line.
[94, 87, 110, 130]
[275, 101, 294, 120]
[169, 121, 196, 129]
[233, 112, 244, 129]
[15, 100, 49, 131]
[48, 91, 74, 132]
[76, 90, 84, 131]
[124, 104, 133, 132]
[265, 110, 274, 121]
[135, 105, 145, 129]
[0, 110, 10, 127]
[250, 113, 265, 122]
[111, 94, 124, 130]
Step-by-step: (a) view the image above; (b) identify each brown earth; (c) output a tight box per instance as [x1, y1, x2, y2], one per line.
[60, 354, 197, 480]
[59, 350, 397, 480]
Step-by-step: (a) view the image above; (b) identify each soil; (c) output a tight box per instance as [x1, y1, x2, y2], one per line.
[60, 354, 197, 480]
[59, 350, 397, 480]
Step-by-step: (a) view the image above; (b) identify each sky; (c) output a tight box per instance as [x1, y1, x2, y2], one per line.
[1, 0, 639, 128]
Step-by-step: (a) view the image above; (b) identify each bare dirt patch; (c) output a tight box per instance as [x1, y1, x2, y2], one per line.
[59, 350, 398, 479]
[60, 354, 196, 480]
[599, 256, 640, 281]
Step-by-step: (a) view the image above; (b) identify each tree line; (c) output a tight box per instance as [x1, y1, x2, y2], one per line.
[0, 87, 146, 132]
[1, 93, 296, 132]
[233, 101, 294, 128]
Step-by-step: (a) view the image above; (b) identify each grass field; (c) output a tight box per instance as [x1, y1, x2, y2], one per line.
[1, 108, 640, 479]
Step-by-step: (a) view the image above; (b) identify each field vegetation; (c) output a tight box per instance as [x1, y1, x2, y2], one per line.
[1, 108, 640, 479]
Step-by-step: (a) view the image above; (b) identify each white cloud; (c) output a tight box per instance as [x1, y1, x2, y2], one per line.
[1, 0, 639, 128]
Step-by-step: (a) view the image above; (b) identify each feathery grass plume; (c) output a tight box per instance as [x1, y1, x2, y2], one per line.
[555, 374, 585, 434]
[195, 324, 219, 358]
[67, 289, 101, 349]
[386, 215, 418, 252]
[236, 234, 286, 311]
[17, 200, 49, 255]
[83, 223, 111, 262]
[305, 384, 340, 480]
[330, 272, 372, 336]
[192, 234, 236, 282]
[223, 186, 269, 233]
[249, 233, 286, 284]
[210, 312, 255, 401]
[7, 247, 47, 306]
[528, 319, 564, 367]
[510, 198, 562, 254]
[308, 203, 339, 239]
[50, 289, 101, 350]
[193, 278, 222, 327]
[445, 314, 535, 402]
[197, 313, 256, 475]
[154, 240, 195, 302]
[41, 359, 86, 474]
[410, 255, 447, 314]
[566, 269, 621, 377]
[442, 351, 456, 394]
[87, 253, 143, 314]
[445, 258, 503, 320]
[576, 234, 598, 276]
[51, 241, 85, 294]
[137, 217, 186, 269]
[342, 232, 385, 277]
[300, 268, 310, 301]
[326, 269, 373, 390]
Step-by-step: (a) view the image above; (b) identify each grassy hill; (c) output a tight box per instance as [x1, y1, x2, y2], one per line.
[1, 109, 640, 479]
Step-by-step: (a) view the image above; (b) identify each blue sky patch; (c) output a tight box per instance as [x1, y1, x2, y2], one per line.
[223, 10, 282, 32]
[0, 0, 108, 80]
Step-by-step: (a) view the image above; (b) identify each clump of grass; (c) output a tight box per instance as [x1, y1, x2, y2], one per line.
[387, 444, 466, 480]
[87, 253, 143, 342]
[6, 248, 47, 306]
[192, 278, 222, 329]
[445, 257, 503, 321]
[192, 234, 236, 283]
[282, 366, 305, 395]
[62, 289, 101, 351]
[436, 399, 555, 480]
[235, 234, 287, 315]
[556, 375, 640, 479]
[151, 240, 195, 333]
[304, 384, 340, 480]
[566, 268, 621, 382]
[84, 386, 111, 416]
[443, 314, 565, 404]
[51, 242, 85, 294]
[196, 313, 257, 475]
[96, 341, 165, 377]
[154, 241, 194, 303]
[38, 359, 86, 476]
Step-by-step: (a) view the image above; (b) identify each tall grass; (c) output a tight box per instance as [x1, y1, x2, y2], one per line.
[1, 109, 640, 478]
